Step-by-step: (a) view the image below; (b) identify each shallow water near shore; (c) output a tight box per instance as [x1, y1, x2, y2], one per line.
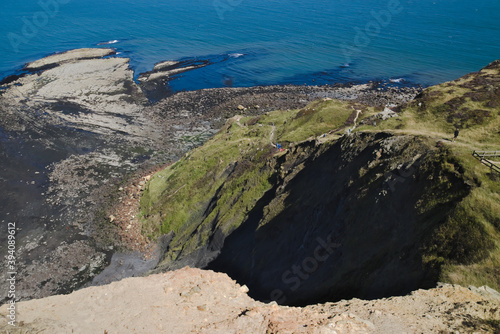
[1, 0, 500, 89]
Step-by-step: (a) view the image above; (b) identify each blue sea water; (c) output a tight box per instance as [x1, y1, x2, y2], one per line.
[0, 0, 499, 90]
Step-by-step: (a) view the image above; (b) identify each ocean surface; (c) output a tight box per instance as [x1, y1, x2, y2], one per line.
[1, 0, 499, 90]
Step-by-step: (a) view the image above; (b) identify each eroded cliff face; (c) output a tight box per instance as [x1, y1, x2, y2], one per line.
[143, 124, 473, 306]
[209, 132, 470, 305]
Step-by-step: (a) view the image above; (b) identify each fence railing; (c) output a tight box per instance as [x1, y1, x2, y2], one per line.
[473, 151, 500, 174]
[473, 151, 500, 158]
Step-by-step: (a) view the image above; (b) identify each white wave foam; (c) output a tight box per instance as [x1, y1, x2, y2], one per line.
[389, 78, 404, 83]
[98, 40, 119, 45]
[229, 53, 244, 58]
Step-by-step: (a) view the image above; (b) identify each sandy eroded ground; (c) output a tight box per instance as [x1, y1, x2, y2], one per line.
[1, 267, 499, 333]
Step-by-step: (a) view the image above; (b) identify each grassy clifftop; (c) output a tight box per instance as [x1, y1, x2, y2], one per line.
[363, 59, 500, 144]
[356, 60, 500, 289]
[398, 60, 500, 289]
[139, 60, 500, 301]
[139, 99, 374, 265]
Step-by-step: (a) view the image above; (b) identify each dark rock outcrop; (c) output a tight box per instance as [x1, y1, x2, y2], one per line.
[209, 132, 469, 305]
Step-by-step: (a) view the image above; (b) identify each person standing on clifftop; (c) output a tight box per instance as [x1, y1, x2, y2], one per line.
[452, 128, 459, 142]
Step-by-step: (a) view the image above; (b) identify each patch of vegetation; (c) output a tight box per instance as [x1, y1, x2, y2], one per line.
[358, 62, 499, 147]
[140, 113, 275, 249]
[277, 99, 368, 144]
[179, 131, 214, 148]
[460, 317, 500, 333]
[245, 115, 262, 126]
[426, 206, 494, 264]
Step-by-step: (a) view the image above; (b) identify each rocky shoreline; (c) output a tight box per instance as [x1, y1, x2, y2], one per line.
[0, 48, 421, 303]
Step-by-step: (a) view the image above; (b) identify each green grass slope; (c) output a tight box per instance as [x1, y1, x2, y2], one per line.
[139, 99, 369, 265]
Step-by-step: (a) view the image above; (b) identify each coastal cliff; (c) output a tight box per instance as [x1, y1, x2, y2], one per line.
[140, 60, 500, 305]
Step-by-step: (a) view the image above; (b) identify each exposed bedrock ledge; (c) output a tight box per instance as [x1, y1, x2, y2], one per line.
[25, 48, 117, 70]
[0, 49, 174, 303]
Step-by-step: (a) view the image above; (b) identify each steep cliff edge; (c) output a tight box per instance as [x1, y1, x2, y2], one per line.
[140, 61, 500, 305]
[209, 132, 475, 305]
